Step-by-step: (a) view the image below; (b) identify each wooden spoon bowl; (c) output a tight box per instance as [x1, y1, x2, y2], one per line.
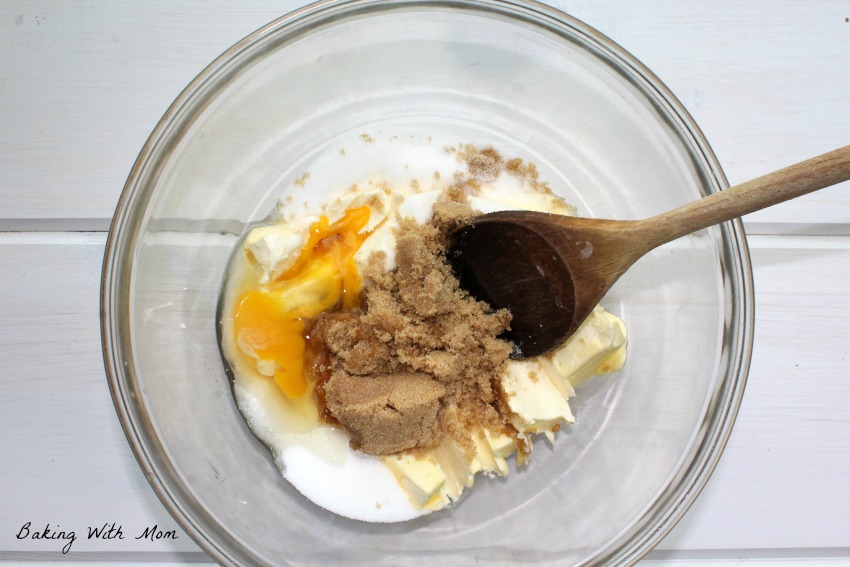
[449, 145, 850, 358]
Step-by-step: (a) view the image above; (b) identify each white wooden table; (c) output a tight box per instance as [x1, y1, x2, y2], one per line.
[1, 2, 849, 565]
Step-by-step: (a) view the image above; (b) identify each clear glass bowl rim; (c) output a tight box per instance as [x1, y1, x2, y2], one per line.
[100, 0, 755, 565]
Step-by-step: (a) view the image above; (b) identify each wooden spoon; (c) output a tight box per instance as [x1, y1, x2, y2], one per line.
[448, 145, 850, 358]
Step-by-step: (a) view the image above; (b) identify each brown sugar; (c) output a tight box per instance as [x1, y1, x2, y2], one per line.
[310, 218, 514, 457]
[323, 370, 445, 455]
[308, 145, 544, 458]
[460, 145, 504, 181]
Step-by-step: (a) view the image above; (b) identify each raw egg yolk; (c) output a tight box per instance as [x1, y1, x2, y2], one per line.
[233, 206, 371, 398]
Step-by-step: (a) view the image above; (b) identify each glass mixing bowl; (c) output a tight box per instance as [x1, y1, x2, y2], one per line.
[101, 0, 753, 564]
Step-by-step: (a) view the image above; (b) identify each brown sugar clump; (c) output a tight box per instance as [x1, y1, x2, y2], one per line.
[459, 144, 504, 181]
[310, 311, 398, 376]
[323, 371, 445, 455]
[310, 217, 514, 457]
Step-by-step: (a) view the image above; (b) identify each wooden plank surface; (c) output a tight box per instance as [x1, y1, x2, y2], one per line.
[0, 235, 848, 561]
[0, 1, 848, 227]
[2, 0, 850, 564]
[657, 236, 850, 553]
[564, 2, 850, 228]
[0, 234, 195, 557]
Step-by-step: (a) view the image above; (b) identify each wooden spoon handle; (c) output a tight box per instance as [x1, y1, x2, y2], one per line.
[640, 145, 850, 248]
